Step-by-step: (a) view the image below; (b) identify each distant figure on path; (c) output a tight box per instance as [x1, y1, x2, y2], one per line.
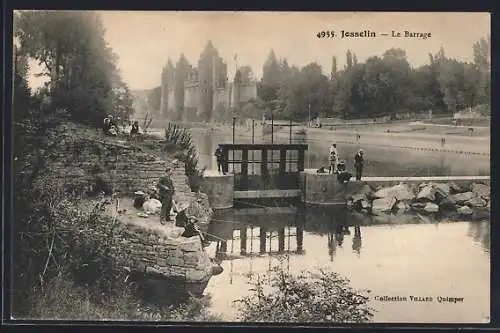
[157, 167, 175, 224]
[354, 149, 364, 181]
[215, 145, 223, 174]
[441, 137, 446, 147]
[329, 143, 339, 174]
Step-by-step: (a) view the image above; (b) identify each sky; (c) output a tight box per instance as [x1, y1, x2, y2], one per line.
[26, 11, 490, 91]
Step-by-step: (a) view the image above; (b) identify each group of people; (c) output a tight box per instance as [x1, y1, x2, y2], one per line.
[328, 143, 365, 183]
[102, 115, 140, 137]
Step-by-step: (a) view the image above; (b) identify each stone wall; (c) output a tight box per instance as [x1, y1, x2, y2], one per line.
[47, 134, 168, 196]
[82, 216, 214, 283]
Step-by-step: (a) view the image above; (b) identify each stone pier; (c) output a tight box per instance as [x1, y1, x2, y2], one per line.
[201, 170, 234, 209]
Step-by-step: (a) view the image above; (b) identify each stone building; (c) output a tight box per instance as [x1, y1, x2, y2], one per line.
[160, 41, 258, 123]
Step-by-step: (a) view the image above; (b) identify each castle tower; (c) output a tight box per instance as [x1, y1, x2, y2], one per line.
[160, 59, 174, 117]
[198, 41, 217, 122]
[231, 69, 242, 110]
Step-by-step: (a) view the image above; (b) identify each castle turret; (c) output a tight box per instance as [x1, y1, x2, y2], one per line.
[160, 59, 174, 117]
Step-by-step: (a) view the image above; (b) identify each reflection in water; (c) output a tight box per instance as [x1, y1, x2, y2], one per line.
[352, 225, 362, 256]
[204, 205, 490, 323]
[467, 221, 490, 253]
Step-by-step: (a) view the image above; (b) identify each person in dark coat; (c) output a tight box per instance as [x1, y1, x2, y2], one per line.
[354, 149, 364, 181]
[157, 167, 175, 224]
[215, 146, 223, 173]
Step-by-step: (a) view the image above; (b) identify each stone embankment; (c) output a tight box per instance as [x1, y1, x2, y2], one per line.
[347, 180, 490, 221]
[45, 123, 215, 289]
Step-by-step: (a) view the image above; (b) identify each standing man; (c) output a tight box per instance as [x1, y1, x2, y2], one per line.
[354, 149, 364, 181]
[157, 167, 175, 224]
[329, 143, 339, 174]
[215, 145, 223, 174]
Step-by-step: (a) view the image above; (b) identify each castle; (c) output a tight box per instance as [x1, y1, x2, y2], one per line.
[160, 41, 258, 123]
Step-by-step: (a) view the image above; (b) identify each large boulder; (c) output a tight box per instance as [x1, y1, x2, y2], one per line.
[434, 183, 451, 202]
[416, 184, 435, 202]
[373, 183, 414, 201]
[371, 197, 397, 215]
[451, 192, 475, 205]
[423, 202, 439, 214]
[395, 201, 410, 213]
[465, 196, 487, 208]
[439, 196, 458, 211]
[449, 182, 465, 194]
[457, 206, 473, 217]
[472, 183, 490, 201]
[471, 207, 490, 221]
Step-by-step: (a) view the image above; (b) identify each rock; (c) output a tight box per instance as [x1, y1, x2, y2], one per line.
[449, 182, 464, 194]
[137, 212, 149, 218]
[373, 183, 414, 201]
[423, 202, 439, 213]
[395, 201, 409, 213]
[351, 193, 367, 204]
[457, 206, 473, 217]
[416, 185, 435, 202]
[472, 183, 490, 201]
[451, 192, 475, 205]
[434, 183, 451, 196]
[465, 197, 487, 208]
[371, 197, 397, 215]
[143, 198, 162, 215]
[471, 208, 490, 221]
[434, 183, 451, 202]
[360, 199, 370, 210]
[439, 196, 457, 210]
[410, 202, 426, 210]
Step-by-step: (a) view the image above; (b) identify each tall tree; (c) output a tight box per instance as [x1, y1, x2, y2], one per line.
[15, 11, 132, 125]
[346, 50, 353, 70]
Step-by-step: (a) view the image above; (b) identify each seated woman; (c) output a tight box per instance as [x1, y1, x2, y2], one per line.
[336, 160, 353, 184]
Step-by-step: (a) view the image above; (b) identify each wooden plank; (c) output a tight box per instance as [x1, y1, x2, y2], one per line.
[219, 143, 308, 151]
[234, 189, 301, 199]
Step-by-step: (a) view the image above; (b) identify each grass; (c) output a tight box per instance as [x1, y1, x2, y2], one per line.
[27, 274, 221, 321]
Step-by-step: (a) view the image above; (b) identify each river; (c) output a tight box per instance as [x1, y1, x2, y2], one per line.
[155, 126, 490, 177]
[151, 126, 490, 323]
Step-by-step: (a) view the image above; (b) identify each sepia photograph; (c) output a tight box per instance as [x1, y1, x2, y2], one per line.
[11, 11, 490, 324]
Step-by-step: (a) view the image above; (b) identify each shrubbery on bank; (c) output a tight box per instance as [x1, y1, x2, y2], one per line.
[235, 266, 374, 323]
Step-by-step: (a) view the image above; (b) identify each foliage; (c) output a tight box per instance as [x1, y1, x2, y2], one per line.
[14, 11, 134, 126]
[234, 266, 374, 323]
[256, 38, 490, 121]
[164, 123, 205, 192]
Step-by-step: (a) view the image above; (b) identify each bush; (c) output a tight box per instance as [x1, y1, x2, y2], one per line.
[163, 123, 205, 192]
[234, 266, 374, 323]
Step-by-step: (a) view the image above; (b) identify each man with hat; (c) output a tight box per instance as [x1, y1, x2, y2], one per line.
[354, 149, 364, 181]
[157, 167, 175, 224]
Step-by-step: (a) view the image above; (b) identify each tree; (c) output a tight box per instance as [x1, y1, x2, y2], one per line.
[472, 36, 491, 106]
[346, 50, 353, 70]
[15, 11, 129, 125]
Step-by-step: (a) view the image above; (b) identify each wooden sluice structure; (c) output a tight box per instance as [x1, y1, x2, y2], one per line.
[218, 143, 308, 200]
